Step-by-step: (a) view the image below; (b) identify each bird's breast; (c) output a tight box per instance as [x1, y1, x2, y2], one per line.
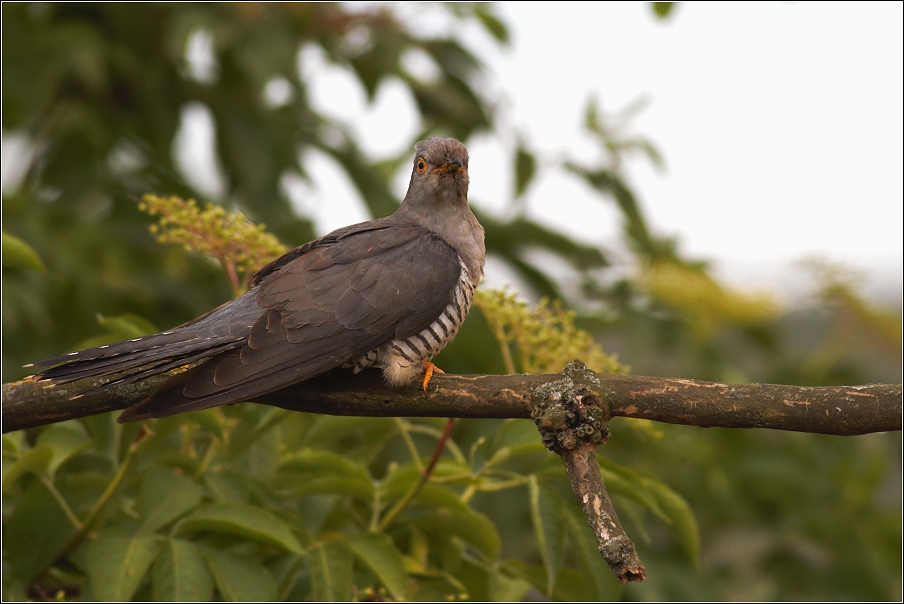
[348, 257, 479, 386]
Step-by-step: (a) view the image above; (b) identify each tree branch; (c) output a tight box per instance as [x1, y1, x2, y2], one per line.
[4, 361, 899, 582]
[2, 365, 900, 435]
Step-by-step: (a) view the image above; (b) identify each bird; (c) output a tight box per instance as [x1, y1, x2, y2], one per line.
[28, 137, 485, 423]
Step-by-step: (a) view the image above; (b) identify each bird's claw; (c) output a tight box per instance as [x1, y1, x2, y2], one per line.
[421, 361, 444, 395]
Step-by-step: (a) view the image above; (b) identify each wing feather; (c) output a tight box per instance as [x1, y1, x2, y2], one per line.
[123, 225, 462, 420]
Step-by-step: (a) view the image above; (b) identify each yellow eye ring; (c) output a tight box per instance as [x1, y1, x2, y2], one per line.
[416, 158, 427, 174]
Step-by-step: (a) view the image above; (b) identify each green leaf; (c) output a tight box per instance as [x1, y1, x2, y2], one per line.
[302, 415, 395, 452]
[307, 542, 354, 602]
[75, 313, 159, 350]
[488, 565, 533, 602]
[200, 546, 278, 602]
[563, 162, 656, 255]
[139, 468, 204, 534]
[203, 471, 250, 504]
[597, 455, 700, 563]
[139, 466, 196, 515]
[647, 478, 701, 565]
[514, 145, 537, 198]
[3, 431, 27, 455]
[562, 502, 624, 600]
[486, 419, 545, 467]
[3, 483, 78, 582]
[276, 449, 374, 501]
[2, 232, 45, 272]
[411, 507, 501, 561]
[346, 533, 407, 599]
[2, 445, 52, 490]
[35, 421, 92, 480]
[83, 413, 119, 467]
[528, 475, 565, 594]
[511, 561, 605, 602]
[597, 456, 670, 522]
[492, 418, 541, 450]
[175, 503, 303, 554]
[84, 526, 162, 602]
[152, 539, 215, 602]
[651, 2, 676, 19]
[382, 465, 470, 513]
[186, 408, 227, 441]
[473, 5, 510, 44]
[97, 313, 158, 338]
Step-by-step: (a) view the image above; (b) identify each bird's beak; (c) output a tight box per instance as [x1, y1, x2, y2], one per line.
[433, 158, 465, 173]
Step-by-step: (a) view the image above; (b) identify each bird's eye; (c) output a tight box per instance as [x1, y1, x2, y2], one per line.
[416, 158, 427, 174]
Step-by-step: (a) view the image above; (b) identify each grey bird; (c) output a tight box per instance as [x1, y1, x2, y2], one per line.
[29, 137, 485, 423]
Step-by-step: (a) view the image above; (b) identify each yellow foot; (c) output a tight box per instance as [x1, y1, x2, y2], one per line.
[421, 361, 445, 394]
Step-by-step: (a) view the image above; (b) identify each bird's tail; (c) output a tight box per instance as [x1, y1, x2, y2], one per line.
[27, 293, 259, 394]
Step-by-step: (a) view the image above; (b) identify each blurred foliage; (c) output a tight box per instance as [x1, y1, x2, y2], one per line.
[2, 232, 46, 273]
[2, 2, 900, 602]
[651, 3, 678, 21]
[639, 259, 778, 341]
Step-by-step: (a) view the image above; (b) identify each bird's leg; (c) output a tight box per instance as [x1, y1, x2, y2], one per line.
[421, 361, 444, 394]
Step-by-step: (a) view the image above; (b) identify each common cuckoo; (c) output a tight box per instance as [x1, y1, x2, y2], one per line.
[29, 137, 485, 422]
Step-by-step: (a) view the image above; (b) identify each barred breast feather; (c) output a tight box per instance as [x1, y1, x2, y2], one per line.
[348, 258, 480, 385]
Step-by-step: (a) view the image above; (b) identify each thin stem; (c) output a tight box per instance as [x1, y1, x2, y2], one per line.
[405, 423, 466, 463]
[394, 418, 424, 473]
[194, 436, 220, 479]
[494, 326, 517, 375]
[220, 256, 242, 297]
[368, 484, 382, 532]
[56, 426, 153, 559]
[377, 419, 455, 532]
[39, 474, 82, 530]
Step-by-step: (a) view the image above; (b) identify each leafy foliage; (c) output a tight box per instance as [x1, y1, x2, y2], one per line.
[2, 2, 900, 601]
[3, 388, 694, 600]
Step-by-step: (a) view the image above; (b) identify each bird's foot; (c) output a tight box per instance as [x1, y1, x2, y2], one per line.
[421, 361, 444, 395]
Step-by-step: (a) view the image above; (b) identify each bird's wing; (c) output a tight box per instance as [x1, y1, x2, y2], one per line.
[119, 225, 461, 421]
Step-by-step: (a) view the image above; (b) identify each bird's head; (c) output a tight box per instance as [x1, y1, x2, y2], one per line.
[404, 137, 470, 207]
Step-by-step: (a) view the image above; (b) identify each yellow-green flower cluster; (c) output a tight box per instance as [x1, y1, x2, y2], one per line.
[641, 260, 778, 340]
[139, 194, 288, 293]
[475, 288, 627, 376]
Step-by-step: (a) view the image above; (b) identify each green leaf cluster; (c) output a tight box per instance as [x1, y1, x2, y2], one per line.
[2, 404, 697, 601]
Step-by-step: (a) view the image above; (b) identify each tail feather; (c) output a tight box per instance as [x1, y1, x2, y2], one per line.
[28, 290, 262, 388]
[29, 330, 197, 368]
[117, 352, 340, 422]
[73, 339, 248, 396]
[35, 334, 246, 384]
